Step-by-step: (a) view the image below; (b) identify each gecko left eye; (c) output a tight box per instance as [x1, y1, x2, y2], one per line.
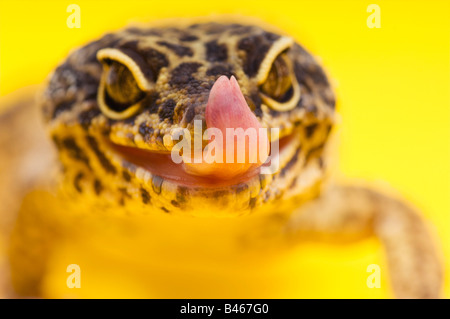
[259, 53, 300, 112]
[261, 53, 292, 100]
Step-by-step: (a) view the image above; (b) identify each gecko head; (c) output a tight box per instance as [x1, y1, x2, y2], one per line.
[42, 21, 334, 215]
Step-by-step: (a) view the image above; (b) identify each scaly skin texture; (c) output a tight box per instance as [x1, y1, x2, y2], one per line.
[3, 20, 442, 298]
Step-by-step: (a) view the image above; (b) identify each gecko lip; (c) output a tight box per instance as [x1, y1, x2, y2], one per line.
[109, 132, 296, 188]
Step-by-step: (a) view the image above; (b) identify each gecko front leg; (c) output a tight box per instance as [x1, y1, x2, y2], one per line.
[285, 185, 443, 298]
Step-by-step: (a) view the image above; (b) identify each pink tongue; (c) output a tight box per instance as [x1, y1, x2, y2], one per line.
[183, 76, 269, 179]
[206, 76, 261, 133]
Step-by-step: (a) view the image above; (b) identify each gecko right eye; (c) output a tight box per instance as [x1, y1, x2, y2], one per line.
[97, 48, 153, 120]
[102, 60, 145, 112]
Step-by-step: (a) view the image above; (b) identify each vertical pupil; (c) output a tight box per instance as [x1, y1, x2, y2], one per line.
[105, 61, 143, 106]
[261, 54, 292, 100]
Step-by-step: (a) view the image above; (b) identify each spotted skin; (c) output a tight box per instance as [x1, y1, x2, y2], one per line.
[41, 22, 334, 213]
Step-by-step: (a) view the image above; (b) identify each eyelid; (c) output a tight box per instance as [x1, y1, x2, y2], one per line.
[97, 79, 143, 120]
[97, 48, 154, 91]
[255, 36, 293, 85]
[261, 54, 291, 99]
[97, 49, 151, 120]
[258, 47, 301, 112]
[260, 81, 300, 112]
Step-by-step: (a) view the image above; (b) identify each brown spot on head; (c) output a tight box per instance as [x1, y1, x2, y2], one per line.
[183, 106, 196, 124]
[169, 62, 202, 86]
[144, 91, 161, 113]
[205, 40, 228, 62]
[206, 64, 235, 78]
[238, 31, 280, 77]
[179, 34, 198, 42]
[157, 41, 193, 57]
[119, 40, 139, 51]
[139, 123, 154, 141]
[138, 47, 169, 81]
[158, 99, 177, 123]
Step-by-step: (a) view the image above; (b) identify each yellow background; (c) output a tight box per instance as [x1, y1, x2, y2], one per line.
[0, 0, 449, 298]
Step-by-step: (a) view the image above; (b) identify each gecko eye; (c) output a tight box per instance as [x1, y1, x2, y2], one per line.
[97, 48, 153, 120]
[103, 60, 145, 111]
[261, 53, 292, 100]
[259, 53, 300, 112]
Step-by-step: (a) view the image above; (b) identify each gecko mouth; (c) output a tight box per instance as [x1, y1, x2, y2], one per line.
[108, 76, 299, 188]
[110, 132, 297, 188]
